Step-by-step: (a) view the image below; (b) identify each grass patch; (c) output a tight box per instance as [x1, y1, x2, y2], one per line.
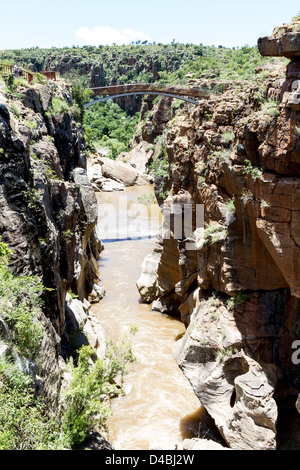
[226, 292, 251, 312]
[261, 99, 280, 117]
[195, 222, 227, 247]
[47, 97, 70, 117]
[137, 193, 157, 205]
[222, 131, 234, 143]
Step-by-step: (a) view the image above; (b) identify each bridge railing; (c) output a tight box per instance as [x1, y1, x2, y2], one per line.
[40, 71, 56, 81]
[0, 64, 34, 83]
[89, 83, 207, 100]
[0, 64, 56, 84]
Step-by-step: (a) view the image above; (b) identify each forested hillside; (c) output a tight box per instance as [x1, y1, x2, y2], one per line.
[0, 43, 286, 158]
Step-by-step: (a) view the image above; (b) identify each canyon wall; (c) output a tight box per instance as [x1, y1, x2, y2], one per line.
[137, 20, 300, 449]
[0, 79, 104, 406]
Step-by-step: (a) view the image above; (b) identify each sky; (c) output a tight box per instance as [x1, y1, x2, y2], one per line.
[1, 0, 300, 50]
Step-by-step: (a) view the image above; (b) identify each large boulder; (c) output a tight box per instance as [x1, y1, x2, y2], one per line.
[117, 141, 154, 174]
[65, 293, 106, 359]
[174, 296, 281, 450]
[87, 154, 151, 191]
[98, 156, 151, 187]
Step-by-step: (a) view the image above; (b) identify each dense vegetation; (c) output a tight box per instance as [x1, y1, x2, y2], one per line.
[0, 238, 135, 450]
[0, 42, 287, 159]
[0, 42, 282, 84]
[83, 100, 141, 158]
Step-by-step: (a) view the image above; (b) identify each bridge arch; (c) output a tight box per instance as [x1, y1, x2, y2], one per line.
[84, 91, 200, 108]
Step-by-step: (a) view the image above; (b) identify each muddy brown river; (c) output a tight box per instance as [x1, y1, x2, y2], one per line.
[91, 185, 203, 450]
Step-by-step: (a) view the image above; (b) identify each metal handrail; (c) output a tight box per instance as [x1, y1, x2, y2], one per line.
[0, 63, 34, 83]
[0, 63, 56, 83]
[40, 71, 56, 80]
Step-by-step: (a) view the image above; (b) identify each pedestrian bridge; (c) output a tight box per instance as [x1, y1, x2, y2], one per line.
[85, 83, 208, 107]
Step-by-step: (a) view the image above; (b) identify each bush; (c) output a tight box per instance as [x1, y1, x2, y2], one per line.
[148, 143, 169, 179]
[62, 338, 136, 448]
[72, 82, 93, 122]
[226, 292, 251, 312]
[242, 159, 262, 180]
[6, 74, 15, 92]
[0, 254, 45, 359]
[47, 97, 70, 117]
[0, 236, 12, 264]
[0, 359, 62, 450]
[34, 73, 48, 84]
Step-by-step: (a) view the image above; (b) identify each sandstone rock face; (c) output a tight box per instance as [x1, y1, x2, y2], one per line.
[258, 19, 300, 58]
[174, 296, 282, 450]
[117, 141, 154, 174]
[0, 81, 102, 404]
[90, 64, 106, 88]
[136, 61, 300, 447]
[139, 76, 300, 299]
[136, 242, 163, 303]
[140, 96, 174, 144]
[65, 293, 106, 359]
[137, 192, 196, 304]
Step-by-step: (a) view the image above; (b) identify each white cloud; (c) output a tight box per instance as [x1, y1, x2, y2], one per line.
[75, 26, 151, 46]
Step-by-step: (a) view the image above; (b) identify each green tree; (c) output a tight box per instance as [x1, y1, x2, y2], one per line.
[6, 74, 15, 92]
[72, 82, 93, 122]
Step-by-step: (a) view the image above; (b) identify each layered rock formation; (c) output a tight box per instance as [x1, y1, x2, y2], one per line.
[137, 22, 300, 449]
[0, 79, 104, 405]
[258, 18, 300, 58]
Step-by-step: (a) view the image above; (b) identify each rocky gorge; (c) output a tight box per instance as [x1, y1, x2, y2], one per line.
[133, 18, 300, 450]
[0, 17, 300, 451]
[0, 76, 110, 437]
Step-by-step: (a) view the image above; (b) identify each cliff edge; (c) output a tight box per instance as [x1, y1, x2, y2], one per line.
[0, 77, 104, 408]
[136, 21, 300, 449]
